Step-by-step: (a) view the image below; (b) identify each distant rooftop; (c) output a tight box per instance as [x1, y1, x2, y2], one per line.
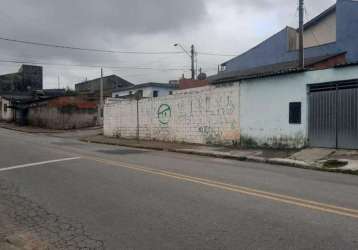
[210, 53, 346, 84]
[75, 74, 133, 85]
[114, 82, 178, 92]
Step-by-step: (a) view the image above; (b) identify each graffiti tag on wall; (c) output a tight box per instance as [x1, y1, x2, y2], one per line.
[157, 104, 171, 125]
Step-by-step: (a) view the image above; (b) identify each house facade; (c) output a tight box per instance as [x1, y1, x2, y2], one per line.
[237, 65, 358, 148]
[0, 64, 43, 123]
[0, 95, 35, 124]
[112, 83, 178, 99]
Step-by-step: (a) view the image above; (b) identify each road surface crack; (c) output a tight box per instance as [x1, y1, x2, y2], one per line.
[0, 179, 105, 250]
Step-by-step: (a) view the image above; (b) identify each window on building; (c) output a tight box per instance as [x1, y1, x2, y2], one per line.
[129, 91, 133, 95]
[115, 95, 119, 98]
[153, 90, 159, 98]
[136, 90, 143, 98]
[3, 104, 7, 113]
[169, 91, 173, 95]
[289, 102, 301, 124]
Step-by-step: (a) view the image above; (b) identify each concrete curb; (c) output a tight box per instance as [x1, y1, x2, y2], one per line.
[0, 124, 102, 134]
[81, 137, 358, 176]
[0, 125, 61, 134]
[172, 148, 249, 161]
[267, 158, 313, 169]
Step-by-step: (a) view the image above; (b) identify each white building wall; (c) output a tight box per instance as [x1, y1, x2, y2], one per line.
[0, 98, 2, 120]
[240, 65, 358, 148]
[0, 98, 13, 121]
[105, 85, 240, 144]
[104, 98, 138, 138]
[105, 65, 358, 148]
[239, 74, 307, 148]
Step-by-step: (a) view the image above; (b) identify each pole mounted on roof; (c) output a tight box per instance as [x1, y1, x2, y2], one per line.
[99, 67, 104, 126]
[191, 45, 196, 80]
[299, 0, 305, 70]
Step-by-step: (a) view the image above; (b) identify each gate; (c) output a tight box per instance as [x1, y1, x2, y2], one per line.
[308, 80, 358, 149]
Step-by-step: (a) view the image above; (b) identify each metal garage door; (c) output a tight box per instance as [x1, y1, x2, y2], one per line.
[308, 80, 358, 149]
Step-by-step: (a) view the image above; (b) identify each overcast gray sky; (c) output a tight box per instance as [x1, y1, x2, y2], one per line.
[0, 0, 335, 88]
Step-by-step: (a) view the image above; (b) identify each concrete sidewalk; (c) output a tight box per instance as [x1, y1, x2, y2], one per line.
[80, 135, 358, 175]
[81, 134, 294, 158]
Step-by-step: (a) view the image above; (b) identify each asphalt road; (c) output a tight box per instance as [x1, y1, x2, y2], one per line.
[0, 128, 358, 250]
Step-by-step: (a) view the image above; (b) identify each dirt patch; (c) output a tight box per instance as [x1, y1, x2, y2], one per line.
[331, 150, 358, 161]
[1, 204, 47, 250]
[257, 149, 298, 159]
[322, 159, 348, 169]
[0, 233, 49, 250]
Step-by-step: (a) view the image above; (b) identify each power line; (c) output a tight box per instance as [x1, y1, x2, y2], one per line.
[0, 35, 239, 57]
[0, 36, 184, 55]
[197, 52, 237, 57]
[0, 59, 190, 71]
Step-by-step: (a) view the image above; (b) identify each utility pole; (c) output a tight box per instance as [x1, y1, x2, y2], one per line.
[99, 67, 104, 125]
[57, 75, 60, 89]
[191, 45, 196, 80]
[299, 0, 304, 69]
[136, 93, 140, 141]
[174, 43, 197, 80]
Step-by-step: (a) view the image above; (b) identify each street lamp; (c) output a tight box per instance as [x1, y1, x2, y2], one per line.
[174, 43, 196, 80]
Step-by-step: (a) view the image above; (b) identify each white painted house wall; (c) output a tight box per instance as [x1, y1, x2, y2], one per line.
[112, 86, 173, 98]
[105, 85, 240, 144]
[240, 74, 308, 148]
[240, 65, 358, 148]
[0, 98, 13, 121]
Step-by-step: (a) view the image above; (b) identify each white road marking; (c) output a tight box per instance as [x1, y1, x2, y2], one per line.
[0, 157, 81, 172]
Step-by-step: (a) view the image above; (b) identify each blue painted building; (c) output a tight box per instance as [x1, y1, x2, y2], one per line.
[220, 0, 358, 74]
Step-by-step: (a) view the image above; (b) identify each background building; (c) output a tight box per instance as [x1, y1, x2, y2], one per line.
[75, 75, 133, 98]
[112, 82, 178, 98]
[178, 79, 209, 90]
[0, 65, 43, 94]
[217, 0, 358, 75]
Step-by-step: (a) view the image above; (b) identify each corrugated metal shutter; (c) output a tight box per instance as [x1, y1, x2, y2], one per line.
[337, 87, 358, 149]
[308, 89, 337, 148]
[308, 80, 358, 149]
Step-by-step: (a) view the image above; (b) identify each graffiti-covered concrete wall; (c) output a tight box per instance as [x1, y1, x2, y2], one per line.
[104, 84, 240, 145]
